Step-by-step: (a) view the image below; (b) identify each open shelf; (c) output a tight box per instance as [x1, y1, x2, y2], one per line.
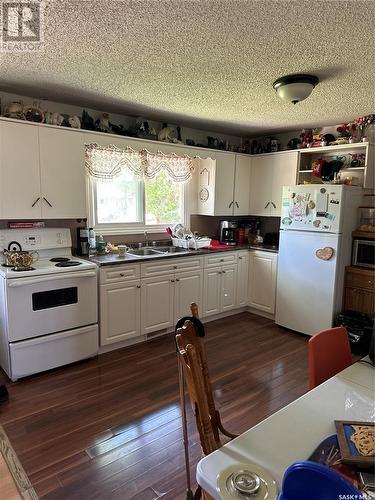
[296, 142, 373, 188]
[299, 142, 369, 154]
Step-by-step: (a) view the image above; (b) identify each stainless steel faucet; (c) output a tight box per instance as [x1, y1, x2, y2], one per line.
[144, 230, 149, 247]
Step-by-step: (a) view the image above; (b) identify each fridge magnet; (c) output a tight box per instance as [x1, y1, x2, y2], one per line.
[315, 247, 334, 260]
[282, 217, 292, 226]
[308, 200, 316, 209]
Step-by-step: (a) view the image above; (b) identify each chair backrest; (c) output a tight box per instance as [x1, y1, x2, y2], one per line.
[308, 326, 352, 389]
[186, 304, 220, 443]
[176, 322, 218, 456]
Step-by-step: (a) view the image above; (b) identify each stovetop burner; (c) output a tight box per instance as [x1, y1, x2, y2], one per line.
[55, 261, 82, 267]
[11, 267, 35, 272]
[50, 257, 71, 262]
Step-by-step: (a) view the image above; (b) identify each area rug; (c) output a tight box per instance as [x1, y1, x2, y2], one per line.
[0, 424, 38, 499]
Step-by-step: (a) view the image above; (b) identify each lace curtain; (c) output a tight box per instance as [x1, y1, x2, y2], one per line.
[85, 143, 197, 183]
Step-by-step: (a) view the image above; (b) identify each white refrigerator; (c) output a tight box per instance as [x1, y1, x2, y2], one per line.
[275, 185, 363, 336]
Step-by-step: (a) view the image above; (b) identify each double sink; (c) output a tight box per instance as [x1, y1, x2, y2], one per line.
[127, 246, 193, 258]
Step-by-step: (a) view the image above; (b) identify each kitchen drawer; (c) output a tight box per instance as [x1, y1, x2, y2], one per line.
[345, 269, 375, 291]
[141, 256, 203, 277]
[100, 263, 141, 284]
[204, 252, 238, 268]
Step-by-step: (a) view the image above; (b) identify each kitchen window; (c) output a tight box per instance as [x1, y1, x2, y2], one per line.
[92, 170, 185, 231]
[86, 143, 191, 235]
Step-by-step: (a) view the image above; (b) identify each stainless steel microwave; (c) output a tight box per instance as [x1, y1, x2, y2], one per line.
[352, 239, 375, 269]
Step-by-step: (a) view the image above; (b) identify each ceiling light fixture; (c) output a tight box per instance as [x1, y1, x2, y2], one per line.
[273, 74, 319, 104]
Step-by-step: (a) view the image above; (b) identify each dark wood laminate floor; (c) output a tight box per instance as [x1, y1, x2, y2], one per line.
[0, 312, 309, 499]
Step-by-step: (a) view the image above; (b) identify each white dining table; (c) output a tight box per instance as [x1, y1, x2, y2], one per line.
[196, 360, 375, 499]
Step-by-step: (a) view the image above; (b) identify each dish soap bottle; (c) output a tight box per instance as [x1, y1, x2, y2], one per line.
[89, 228, 96, 256]
[97, 235, 106, 255]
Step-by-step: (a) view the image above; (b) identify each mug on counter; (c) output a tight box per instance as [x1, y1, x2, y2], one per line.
[118, 245, 127, 257]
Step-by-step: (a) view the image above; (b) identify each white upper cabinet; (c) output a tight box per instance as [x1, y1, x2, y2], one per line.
[0, 121, 42, 219]
[233, 155, 252, 215]
[39, 127, 86, 218]
[269, 151, 298, 216]
[249, 155, 273, 216]
[0, 120, 87, 220]
[196, 152, 252, 216]
[212, 152, 236, 215]
[249, 151, 298, 216]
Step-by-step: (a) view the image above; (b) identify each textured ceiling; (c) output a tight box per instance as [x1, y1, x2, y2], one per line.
[0, 0, 374, 135]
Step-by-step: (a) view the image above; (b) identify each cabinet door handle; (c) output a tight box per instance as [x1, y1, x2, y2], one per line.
[173, 265, 178, 269]
[235, 201, 239, 208]
[137, 285, 141, 288]
[228, 201, 234, 208]
[271, 202, 276, 208]
[220, 259, 224, 262]
[120, 273, 125, 277]
[31, 197, 40, 207]
[222, 270, 226, 273]
[43, 197, 53, 207]
[171, 279, 175, 282]
[218, 271, 222, 274]
[175, 278, 180, 282]
[239, 256, 243, 260]
[264, 202, 270, 209]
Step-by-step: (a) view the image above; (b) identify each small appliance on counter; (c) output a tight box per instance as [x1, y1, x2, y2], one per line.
[219, 221, 238, 246]
[77, 227, 89, 256]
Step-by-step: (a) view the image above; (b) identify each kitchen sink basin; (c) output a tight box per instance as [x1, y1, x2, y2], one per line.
[127, 247, 161, 256]
[127, 246, 193, 257]
[153, 246, 192, 253]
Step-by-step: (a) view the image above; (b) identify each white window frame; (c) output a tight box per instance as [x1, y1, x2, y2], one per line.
[87, 176, 190, 236]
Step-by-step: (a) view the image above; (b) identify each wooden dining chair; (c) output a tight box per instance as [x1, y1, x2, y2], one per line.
[308, 326, 352, 389]
[184, 303, 237, 446]
[176, 305, 237, 500]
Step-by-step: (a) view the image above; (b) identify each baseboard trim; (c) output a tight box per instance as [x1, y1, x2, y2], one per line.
[99, 307, 273, 353]
[246, 306, 275, 320]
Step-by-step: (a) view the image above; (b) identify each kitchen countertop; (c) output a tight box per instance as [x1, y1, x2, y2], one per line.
[88, 244, 278, 267]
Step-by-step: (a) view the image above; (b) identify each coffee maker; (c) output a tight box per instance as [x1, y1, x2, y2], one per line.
[77, 227, 89, 256]
[219, 221, 238, 246]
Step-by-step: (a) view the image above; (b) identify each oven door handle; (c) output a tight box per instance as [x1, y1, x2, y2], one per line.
[8, 271, 97, 288]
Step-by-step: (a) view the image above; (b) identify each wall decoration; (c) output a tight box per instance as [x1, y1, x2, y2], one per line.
[3, 101, 24, 119]
[24, 102, 44, 123]
[158, 124, 175, 142]
[68, 115, 81, 128]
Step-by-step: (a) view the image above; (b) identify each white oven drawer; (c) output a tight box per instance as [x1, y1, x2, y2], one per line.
[9, 324, 98, 380]
[6, 271, 98, 342]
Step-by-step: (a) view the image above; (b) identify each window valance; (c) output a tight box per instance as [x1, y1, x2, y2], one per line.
[85, 143, 201, 184]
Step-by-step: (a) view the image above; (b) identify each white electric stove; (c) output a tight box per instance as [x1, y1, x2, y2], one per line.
[0, 228, 98, 381]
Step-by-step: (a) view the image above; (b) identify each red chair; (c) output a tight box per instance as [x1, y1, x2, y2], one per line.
[308, 327, 352, 389]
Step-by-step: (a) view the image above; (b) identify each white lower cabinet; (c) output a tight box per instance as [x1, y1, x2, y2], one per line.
[141, 275, 175, 335]
[203, 264, 237, 316]
[248, 251, 278, 314]
[100, 280, 141, 345]
[99, 249, 279, 348]
[236, 251, 250, 307]
[174, 270, 203, 323]
[203, 267, 222, 316]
